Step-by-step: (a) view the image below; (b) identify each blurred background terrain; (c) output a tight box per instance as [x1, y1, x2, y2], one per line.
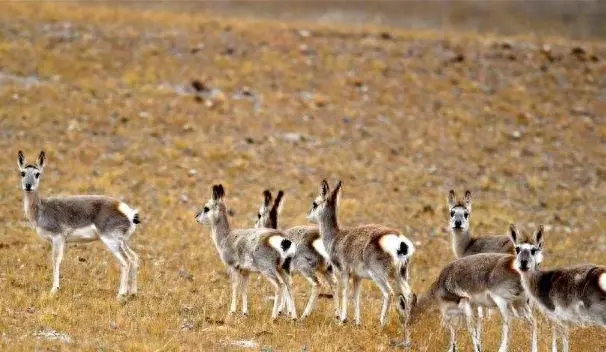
[0, 1, 605, 351]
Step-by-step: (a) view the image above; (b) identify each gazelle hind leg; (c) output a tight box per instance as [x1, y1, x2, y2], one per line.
[320, 268, 340, 319]
[300, 271, 320, 319]
[262, 272, 282, 320]
[369, 271, 393, 327]
[121, 242, 139, 295]
[100, 236, 130, 297]
[277, 270, 297, 320]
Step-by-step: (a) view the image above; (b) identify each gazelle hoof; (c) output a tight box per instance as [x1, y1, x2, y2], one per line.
[49, 287, 59, 296]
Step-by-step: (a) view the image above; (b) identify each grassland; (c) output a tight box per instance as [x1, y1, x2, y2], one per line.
[0, 3, 605, 351]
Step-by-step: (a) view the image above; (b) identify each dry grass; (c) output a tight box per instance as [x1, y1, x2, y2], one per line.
[0, 3, 605, 351]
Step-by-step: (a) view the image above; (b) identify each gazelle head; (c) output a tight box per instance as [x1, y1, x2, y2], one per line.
[447, 190, 471, 232]
[510, 224, 544, 273]
[307, 179, 341, 223]
[17, 150, 45, 192]
[254, 190, 284, 229]
[195, 184, 226, 225]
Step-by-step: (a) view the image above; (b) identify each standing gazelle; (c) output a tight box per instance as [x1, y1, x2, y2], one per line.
[400, 226, 538, 352]
[195, 184, 297, 320]
[307, 180, 415, 328]
[512, 224, 606, 352]
[254, 190, 338, 319]
[17, 151, 140, 298]
[447, 190, 515, 346]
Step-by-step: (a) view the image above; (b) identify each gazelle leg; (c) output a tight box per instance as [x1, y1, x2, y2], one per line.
[240, 271, 250, 315]
[339, 273, 349, 323]
[263, 273, 282, 320]
[229, 268, 242, 315]
[301, 272, 320, 319]
[100, 236, 130, 297]
[352, 276, 362, 325]
[50, 236, 65, 295]
[492, 296, 510, 352]
[527, 309, 538, 352]
[447, 320, 457, 352]
[461, 300, 481, 352]
[277, 270, 297, 320]
[320, 268, 340, 319]
[122, 242, 139, 295]
[475, 306, 483, 348]
[369, 272, 394, 327]
[552, 324, 558, 352]
[560, 325, 569, 352]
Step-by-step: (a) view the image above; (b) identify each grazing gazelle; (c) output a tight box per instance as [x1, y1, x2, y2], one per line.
[512, 224, 606, 352]
[447, 189, 515, 346]
[195, 184, 297, 320]
[17, 151, 140, 298]
[399, 226, 538, 352]
[254, 189, 338, 319]
[307, 180, 415, 328]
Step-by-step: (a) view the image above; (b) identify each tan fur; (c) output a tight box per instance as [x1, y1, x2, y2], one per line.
[308, 180, 414, 329]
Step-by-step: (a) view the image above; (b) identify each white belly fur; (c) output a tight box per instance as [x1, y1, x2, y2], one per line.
[67, 225, 99, 242]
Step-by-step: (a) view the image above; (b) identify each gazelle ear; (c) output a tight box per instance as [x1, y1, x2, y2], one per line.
[320, 179, 330, 197]
[448, 190, 456, 208]
[535, 225, 544, 249]
[509, 224, 519, 244]
[37, 151, 46, 170]
[329, 180, 342, 204]
[212, 184, 225, 201]
[263, 190, 272, 207]
[17, 150, 26, 170]
[272, 190, 284, 214]
[464, 190, 471, 211]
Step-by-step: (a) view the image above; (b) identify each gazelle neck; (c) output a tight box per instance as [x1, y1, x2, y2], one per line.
[23, 190, 41, 226]
[318, 206, 340, 252]
[451, 228, 471, 257]
[210, 210, 231, 249]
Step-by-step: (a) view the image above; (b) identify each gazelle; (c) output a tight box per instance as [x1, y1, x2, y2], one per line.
[17, 151, 140, 298]
[254, 189, 338, 319]
[447, 190, 515, 345]
[307, 180, 415, 329]
[399, 225, 537, 352]
[513, 224, 606, 352]
[195, 184, 297, 320]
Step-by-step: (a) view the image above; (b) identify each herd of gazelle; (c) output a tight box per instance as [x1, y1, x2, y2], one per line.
[16, 151, 605, 351]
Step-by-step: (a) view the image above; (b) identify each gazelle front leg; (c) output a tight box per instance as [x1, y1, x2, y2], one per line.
[339, 272, 350, 323]
[351, 276, 362, 325]
[460, 299, 481, 352]
[50, 236, 65, 295]
[320, 269, 340, 319]
[229, 268, 242, 316]
[240, 271, 250, 316]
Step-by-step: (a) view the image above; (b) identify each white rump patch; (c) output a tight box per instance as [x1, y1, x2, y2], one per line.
[599, 273, 606, 292]
[312, 238, 329, 261]
[378, 234, 416, 264]
[268, 235, 295, 258]
[118, 202, 137, 223]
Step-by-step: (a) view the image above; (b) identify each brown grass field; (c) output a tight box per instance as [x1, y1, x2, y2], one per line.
[1, 3, 605, 351]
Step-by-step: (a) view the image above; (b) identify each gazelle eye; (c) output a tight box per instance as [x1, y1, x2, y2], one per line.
[515, 247, 521, 254]
[450, 211, 455, 217]
[530, 249, 537, 255]
[20, 172, 25, 177]
[312, 202, 318, 209]
[464, 212, 469, 219]
[203, 206, 210, 213]
[35, 173, 40, 179]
